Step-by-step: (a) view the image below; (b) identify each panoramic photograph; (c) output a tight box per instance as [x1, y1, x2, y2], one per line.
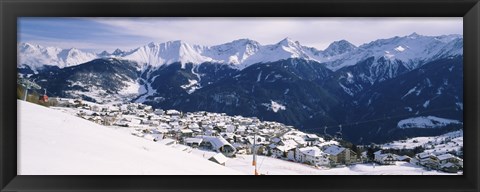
[17, 17, 463, 175]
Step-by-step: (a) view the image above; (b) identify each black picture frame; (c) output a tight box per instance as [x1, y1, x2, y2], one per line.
[1, 0, 479, 191]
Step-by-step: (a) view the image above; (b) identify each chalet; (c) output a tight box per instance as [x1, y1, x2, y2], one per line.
[179, 129, 194, 138]
[208, 153, 228, 166]
[185, 137, 203, 148]
[202, 136, 237, 157]
[158, 138, 176, 146]
[144, 134, 163, 142]
[396, 155, 411, 162]
[236, 126, 247, 135]
[437, 153, 463, 168]
[114, 119, 129, 127]
[225, 125, 236, 133]
[440, 162, 460, 173]
[296, 146, 330, 167]
[271, 140, 297, 161]
[415, 152, 440, 170]
[154, 109, 165, 115]
[304, 134, 321, 142]
[374, 151, 396, 165]
[127, 118, 142, 127]
[323, 145, 356, 166]
[166, 109, 181, 117]
[144, 105, 153, 113]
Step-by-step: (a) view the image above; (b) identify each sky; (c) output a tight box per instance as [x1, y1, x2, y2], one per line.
[18, 17, 463, 53]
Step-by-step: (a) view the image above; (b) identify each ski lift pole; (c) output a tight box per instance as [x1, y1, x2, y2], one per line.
[252, 126, 259, 175]
[23, 84, 29, 101]
[18, 78, 41, 101]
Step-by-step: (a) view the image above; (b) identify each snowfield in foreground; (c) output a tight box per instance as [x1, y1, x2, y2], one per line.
[17, 100, 242, 175]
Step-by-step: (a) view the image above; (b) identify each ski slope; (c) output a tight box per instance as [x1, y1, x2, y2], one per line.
[17, 100, 242, 175]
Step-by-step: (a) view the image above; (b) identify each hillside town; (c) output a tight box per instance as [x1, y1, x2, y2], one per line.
[48, 97, 464, 174]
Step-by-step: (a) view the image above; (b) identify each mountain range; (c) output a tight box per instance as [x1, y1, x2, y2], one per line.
[17, 33, 464, 144]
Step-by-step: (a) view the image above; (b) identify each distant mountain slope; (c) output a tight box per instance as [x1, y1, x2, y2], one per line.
[30, 58, 142, 102]
[18, 33, 464, 144]
[18, 43, 98, 71]
[17, 100, 242, 175]
[18, 33, 462, 72]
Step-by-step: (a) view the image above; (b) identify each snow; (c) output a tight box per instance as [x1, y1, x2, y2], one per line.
[397, 116, 462, 129]
[19, 33, 462, 72]
[381, 130, 463, 153]
[339, 83, 354, 96]
[18, 43, 97, 71]
[122, 41, 213, 70]
[262, 100, 286, 112]
[423, 100, 430, 108]
[180, 79, 200, 94]
[17, 100, 242, 175]
[323, 145, 345, 156]
[256, 71, 262, 82]
[190, 149, 455, 175]
[118, 79, 142, 96]
[324, 33, 463, 71]
[394, 46, 406, 52]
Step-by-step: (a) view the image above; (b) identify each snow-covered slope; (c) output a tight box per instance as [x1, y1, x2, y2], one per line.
[19, 33, 463, 71]
[17, 100, 242, 175]
[325, 33, 463, 71]
[18, 43, 97, 71]
[397, 116, 462, 129]
[381, 130, 463, 154]
[122, 41, 213, 69]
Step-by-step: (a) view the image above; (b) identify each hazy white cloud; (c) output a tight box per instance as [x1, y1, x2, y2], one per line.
[92, 17, 462, 50]
[21, 17, 462, 51]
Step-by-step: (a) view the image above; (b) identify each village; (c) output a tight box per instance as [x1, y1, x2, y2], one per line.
[48, 97, 464, 174]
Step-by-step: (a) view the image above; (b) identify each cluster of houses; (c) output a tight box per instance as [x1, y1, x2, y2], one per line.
[49, 97, 463, 172]
[50, 98, 363, 168]
[411, 152, 463, 173]
[370, 150, 463, 173]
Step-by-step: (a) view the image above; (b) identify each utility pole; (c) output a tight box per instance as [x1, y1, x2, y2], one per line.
[252, 126, 258, 175]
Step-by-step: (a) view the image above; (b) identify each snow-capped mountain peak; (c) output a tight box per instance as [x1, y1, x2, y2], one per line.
[18, 33, 463, 72]
[18, 42, 97, 71]
[407, 32, 421, 39]
[112, 48, 126, 56]
[122, 40, 212, 69]
[277, 37, 298, 46]
[324, 33, 463, 70]
[203, 39, 261, 65]
[323, 40, 357, 56]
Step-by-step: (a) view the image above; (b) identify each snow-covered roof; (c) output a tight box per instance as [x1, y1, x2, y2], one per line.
[305, 134, 319, 139]
[158, 138, 176, 146]
[323, 145, 345, 156]
[202, 136, 232, 150]
[185, 137, 203, 144]
[275, 145, 296, 152]
[208, 153, 228, 165]
[298, 146, 324, 157]
[437, 153, 457, 161]
[440, 162, 458, 168]
[271, 137, 281, 143]
[180, 129, 193, 133]
[396, 155, 411, 161]
[417, 152, 436, 159]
